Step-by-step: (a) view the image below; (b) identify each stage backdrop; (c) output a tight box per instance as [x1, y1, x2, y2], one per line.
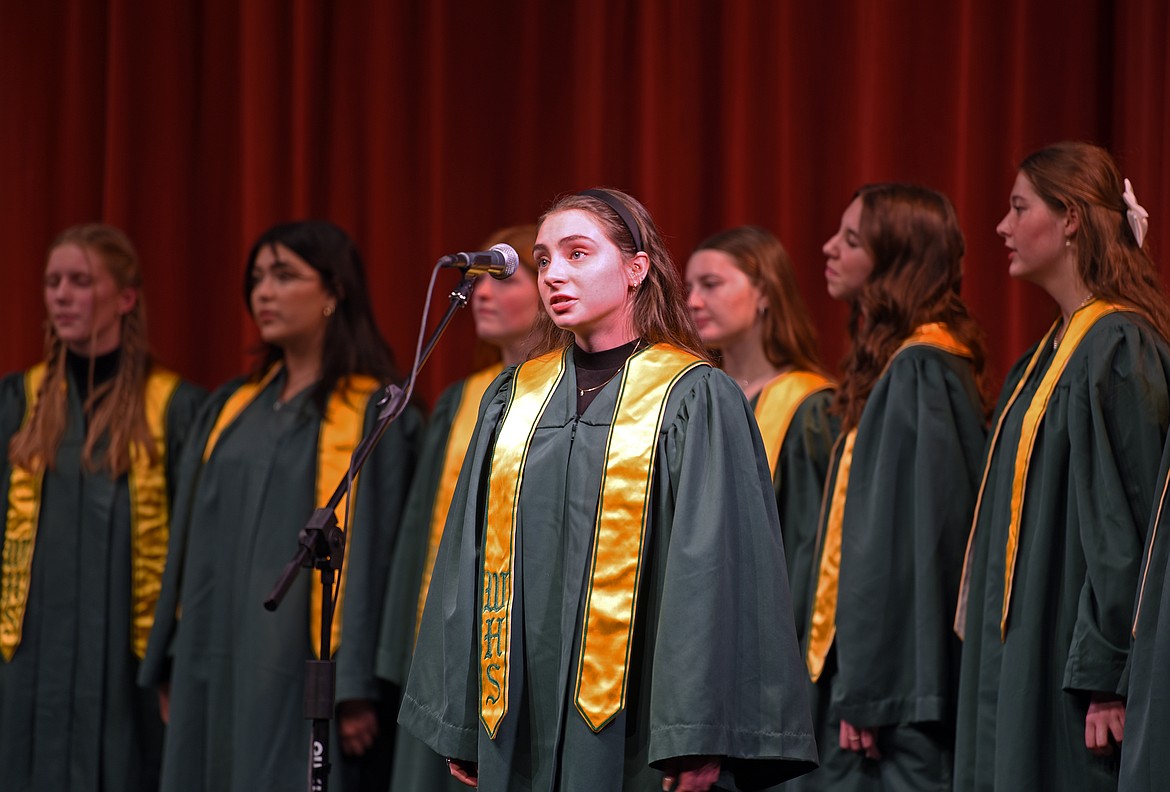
[1, 0, 1167, 404]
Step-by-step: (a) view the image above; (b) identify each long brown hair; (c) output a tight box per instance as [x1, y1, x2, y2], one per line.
[1020, 141, 1170, 340]
[244, 220, 399, 413]
[693, 225, 827, 376]
[528, 188, 708, 360]
[833, 184, 990, 430]
[9, 224, 155, 476]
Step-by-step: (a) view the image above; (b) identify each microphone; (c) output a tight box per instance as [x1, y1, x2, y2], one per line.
[438, 243, 519, 280]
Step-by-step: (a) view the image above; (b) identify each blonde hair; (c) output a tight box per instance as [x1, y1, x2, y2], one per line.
[9, 224, 154, 476]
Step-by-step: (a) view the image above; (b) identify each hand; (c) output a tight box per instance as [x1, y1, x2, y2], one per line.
[447, 757, 479, 787]
[1085, 694, 1125, 756]
[840, 719, 881, 760]
[661, 755, 722, 791]
[335, 699, 379, 756]
[158, 679, 171, 724]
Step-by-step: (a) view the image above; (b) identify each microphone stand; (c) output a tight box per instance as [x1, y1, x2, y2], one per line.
[264, 273, 478, 792]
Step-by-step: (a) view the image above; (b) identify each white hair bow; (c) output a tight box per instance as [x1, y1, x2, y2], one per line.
[1123, 178, 1149, 248]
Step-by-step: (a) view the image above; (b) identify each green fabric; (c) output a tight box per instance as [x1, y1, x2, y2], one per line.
[399, 352, 818, 792]
[755, 389, 837, 643]
[791, 344, 986, 791]
[0, 366, 205, 792]
[1122, 440, 1170, 790]
[141, 370, 421, 792]
[376, 378, 473, 792]
[955, 313, 1170, 791]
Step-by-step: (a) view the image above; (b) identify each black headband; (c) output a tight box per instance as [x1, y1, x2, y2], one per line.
[577, 189, 645, 253]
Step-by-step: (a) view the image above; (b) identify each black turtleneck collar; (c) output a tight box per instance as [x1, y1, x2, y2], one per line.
[573, 338, 641, 415]
[66, 347, 121, 405]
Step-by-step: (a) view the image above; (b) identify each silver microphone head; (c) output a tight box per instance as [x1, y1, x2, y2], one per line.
[489, 243, 520, 279]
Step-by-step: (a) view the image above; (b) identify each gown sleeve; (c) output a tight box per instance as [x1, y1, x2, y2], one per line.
[334, 395, 423, 703]
[834, 347, 987, 727]
[398, 369, 515, 761]
[647, 368, 818, 786]
[1063, 319, 1170, 695]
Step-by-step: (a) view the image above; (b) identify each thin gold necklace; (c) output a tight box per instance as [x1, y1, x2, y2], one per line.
[577, 340, 642, 396]
[578, 366, 624, 396]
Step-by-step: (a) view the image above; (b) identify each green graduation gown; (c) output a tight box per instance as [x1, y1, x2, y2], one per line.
[0, 365, 205, 792]
[140, 369, 421, 792]
[1121, 437, 1170, 790]
[399, 349, 818, 791]
[954, 313, 1170, 791]
[751, 387, 837, 643]
[793, 341, 986, 791]
[376, 378, 477, 792]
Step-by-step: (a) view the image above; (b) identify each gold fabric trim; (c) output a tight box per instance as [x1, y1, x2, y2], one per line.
[805, 429, 857, 682]
[310, 375, 380, 658]
[2, 364, 180, 661]
[128, 369, 181, 659]
[573, 345, 705, 731]
[1133, 466, 1170, 638]
[414, 365, 503, 642]
[1, 364, 48, 662]
[201, 364, 282, 463]
[806, 324, 972, 679]
[754, 370, 834, 478]
[959, 301, 1119, 641]
[480, 349, 566, 738]
[200, 367, 378, 659]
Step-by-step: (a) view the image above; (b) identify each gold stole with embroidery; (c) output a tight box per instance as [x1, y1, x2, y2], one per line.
[200, 365, 380, 657]
[2, 363, 181, 662]
[414, 364, 503, 640]
[955, 300, 1123, 640]
[806, 323, 973, 681]
[754, 370, 834, 478]
[479, 344, 706, 738]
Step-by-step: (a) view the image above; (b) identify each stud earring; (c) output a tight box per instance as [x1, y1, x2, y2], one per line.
[323, 304, 336, 317]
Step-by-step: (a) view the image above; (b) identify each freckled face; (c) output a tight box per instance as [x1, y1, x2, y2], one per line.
[44, 243, 135, 356]
[822, 198, 874, 302]
[248, 243, 334, 353]
[685, 249, 764, 349]
[534, 209, 639, 351]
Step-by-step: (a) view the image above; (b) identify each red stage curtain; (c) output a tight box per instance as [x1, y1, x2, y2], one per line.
[2, 0, 1168, 403]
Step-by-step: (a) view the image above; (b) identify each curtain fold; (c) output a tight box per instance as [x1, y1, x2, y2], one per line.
[2, 0, 1166, 401]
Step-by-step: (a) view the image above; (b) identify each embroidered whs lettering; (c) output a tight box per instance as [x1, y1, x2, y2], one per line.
[478, 344, 707, 738]
[479, 350, 566, 738]
[482, 571, 510, 705]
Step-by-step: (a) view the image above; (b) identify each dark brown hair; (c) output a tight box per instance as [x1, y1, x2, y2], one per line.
[1019, 141, 1170, 340]
[10, 224, 155, 475]
[244, 220, 399, 412]
[693, 225, 826, 376]
[528, 188, 708, 360]
[833, 184, 990, 430]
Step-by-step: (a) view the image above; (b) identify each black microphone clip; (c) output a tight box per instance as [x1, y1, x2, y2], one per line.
[438, 243, 519, 280]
